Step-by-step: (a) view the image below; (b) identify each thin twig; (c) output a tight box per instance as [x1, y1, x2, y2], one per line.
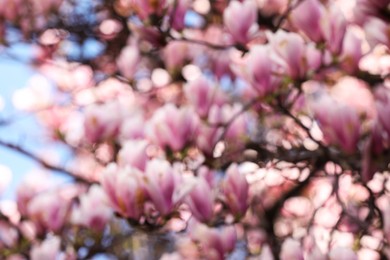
[0, 139, 92, 184]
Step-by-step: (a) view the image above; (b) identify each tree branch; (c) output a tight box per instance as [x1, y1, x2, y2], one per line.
[0, 139, 92, 184]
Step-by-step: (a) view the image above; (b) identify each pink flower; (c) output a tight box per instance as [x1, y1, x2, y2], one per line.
[116, 45, 140, 79]
[119, 113, 145, 141]
[28, 192, 70, 232]
[134, 0, 167, 19]
[169, 0, 190, 31]
[71, 185, 112, 230]
[268, 31, 307, 79]
[30, 236, 62, 260]
[246, 45, 281, 96]
[101, 164, 145, 220]
[320, 4, 347, 54]
[329, 247, 358, 260]
[341, 28, 363, 73]
[146, 104, 198, 151]
[0, 221, 18, 248]
[117, 140, 149, 171]
[163, 41, 189, 71]
[83, 101, 122, 143]
[143, 159, 182, 215]
[223, 0, 258, 44]
[290, 0, 325, 42]
[256, 0, 288, 16]
[191, 222, 237, 260]
[186, 177, 214, 223]
[196, 123, 223, 155]
[222, 164, 249, 218]
[364, 18, 390, 48]
[280, 238, 304, 260]
[16, 171, 51, 215]
[185, 76, 226, 118]
[375, 88, 390, 137]
[311, 93, 361, 153]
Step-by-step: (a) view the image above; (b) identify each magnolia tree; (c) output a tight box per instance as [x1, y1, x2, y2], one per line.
[0, 0, 389, 259]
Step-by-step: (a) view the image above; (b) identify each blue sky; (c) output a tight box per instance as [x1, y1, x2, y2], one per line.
[0, 44, 71, 199]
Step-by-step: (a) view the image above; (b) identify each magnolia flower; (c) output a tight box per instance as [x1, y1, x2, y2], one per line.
[221, 164, 249, 218]
[311, 93, 361, 154]
[101, 164, 145, 220]
[30, 236, 62, 260]
[223, 0, 258, 44]
[83, 101, 122, 143]
[117, 140, 149, 171]
[71, 185, 112, 230]
[280, 238, 304, 260]
[364, 18, 390, 48]
[191, 222, 237, 260]
[133, 0, 167, 19]
[375, 87, 390, 137]
[28, 192, 69, 232]
[329, 247, 358, 260]
[146, 104, 198, 151]
[320, 4, 347, 54]
[163, 41, 189, 71]
[143, 159, 185, 215]
[185, 76, 226, 118]
[290, 0, 324, 42]
[186, 177, 214, 223]
[169, 0, 190, 31]
[341, 28, 363, 73]
[268, 31, 307, 79]
[245, 45, 281, 96]
[116, 45, 140, 80]
[0, 221, 18, 248]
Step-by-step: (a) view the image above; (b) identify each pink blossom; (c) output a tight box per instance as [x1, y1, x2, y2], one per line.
[375, 88, 390, 137]
[268, 31, 307, 79]
[163, 41, 189, 71]
[223, 0, 258, 44]
[221, 163, 249, 218]
[196, 123, 223, 155]
[101, 164, 145, 220]
[71, 185, 112, 230]
[305, 43, 323, 72]
[259, 245, 275, 260]
[134, 0, 167, 19]
[146, 104, 198, 151]
[245, 45, 281, 96]
[320, 4, 347, 54]
[28, 192, 69, 232]
[143, 159, 182, 215]
[186, 177, 214, 223]
[117, 140, 149, 171]
[83, 101, 122, 143]
[256, 0, 288, 16]
[290, 0, 325, 42]
[30, 236, 62, 260]
[191, 222, 237, 260]
[311, 93, 361, 153]
[364, 18, 390, 48]
[119, 113, 145, 141]
[185, 76, 226, 118]
[329, 247, 358, 260]
[169, 0, 190, 31]
[0, 221, 18, 248]
[116, 45, 140, 80]
[280, 238, 304, 260]
[16, 171, 51, 215]
[341, 28, 363, 73]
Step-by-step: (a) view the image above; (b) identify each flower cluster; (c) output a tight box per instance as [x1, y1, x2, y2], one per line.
[0, 0, 389, 259]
